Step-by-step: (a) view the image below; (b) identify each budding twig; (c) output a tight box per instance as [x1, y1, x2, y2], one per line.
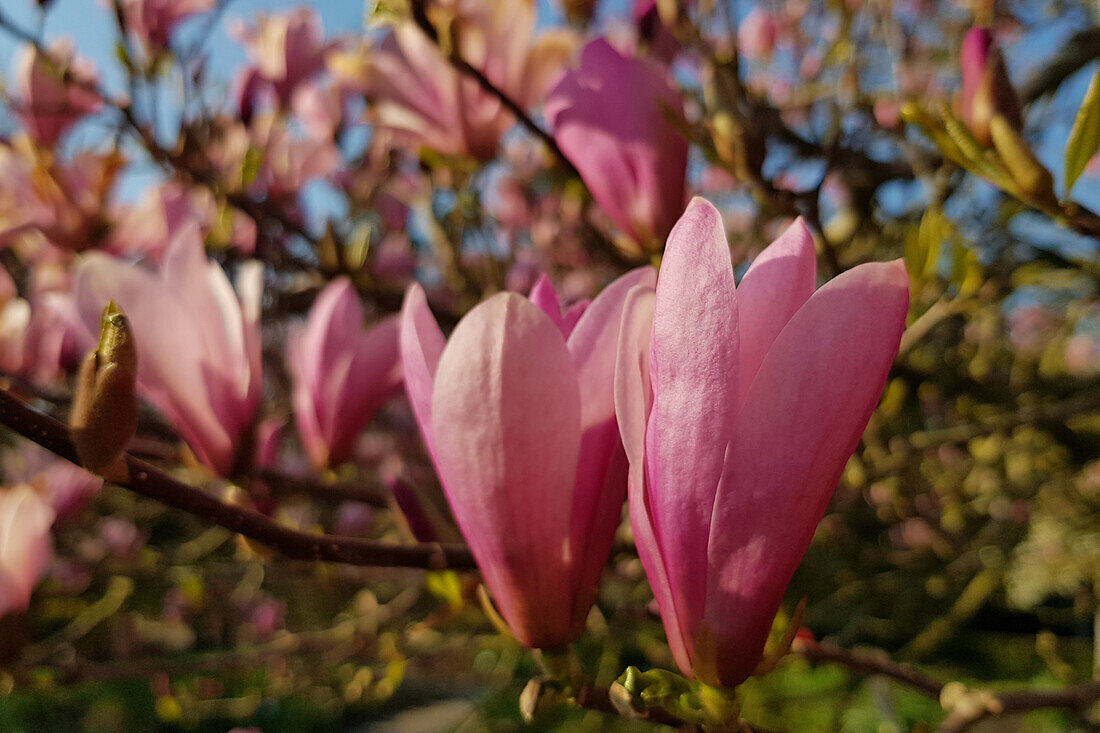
[0, 387, 476, 571]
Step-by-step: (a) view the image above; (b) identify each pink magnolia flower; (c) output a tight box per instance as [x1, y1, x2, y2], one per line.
[108, 182, 256, 260]
[959, 27, 1022, 147]
[738, 8, 778, 61]
[232, 8, 331, 106]
[0, 485, 55, 619]
[248, 117, 341, 200]
[74, 224, 263, 477]
[14, 41, 102, 146]
[401, 266, 655, 647]
[287, 277, 402, 469]
[120, 0, 215, 52]
[546, 39, 687, 254]
[0, 269, 30, 374]
[2, 442, 101, 520]
[0, 139, 124, 253]
[633, 0, 679, 65]
[615, 198, 909, 686]
[337, 0, 574, 160]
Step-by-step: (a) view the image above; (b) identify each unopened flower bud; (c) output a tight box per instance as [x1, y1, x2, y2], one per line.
[70, 301, 137, 482]
[989, 115, 1057, 205]
[960, 27, 1022, 147]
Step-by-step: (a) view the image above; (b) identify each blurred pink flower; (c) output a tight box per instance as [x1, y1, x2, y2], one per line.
[959, 27, 1022, 147]
[287, 277, 402, 469]
[0, 267, 29, 375]
[120, 0, 215, 52]
[546, 39, 687, 253]
[401, 266, 655, 647]
[633, 0, 679, 65]
[231, 8, 331, 106]
[75, 224, 263, 477]
[1065, 333, 1100, 375]
[14, 41, 102, 145]
[108, 182, 256, 259]
[249, 117, 341, 200]
[615, 198, 909, 686]
[738, 8, 778, 61]
[337, 0, 575, 160]
[0, 140, 124, 253]
[0, 485, 55, 619]
[1005, 302, 1060, 356]
[2, 441, 101, 520]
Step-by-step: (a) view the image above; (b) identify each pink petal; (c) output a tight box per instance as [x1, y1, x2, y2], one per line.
[564, 266, 656, 620]
[736, 217, 817, 405]
[615, 283, 694, 673]
[704, 259, 909, 686]
[430, 293, 581, 648]
[325, 315, 402, 465]
[0, 485, 54, 618]
[399, 283, 446, 459]
[528, 274, 568, 337]
[646, 197, 739, 646]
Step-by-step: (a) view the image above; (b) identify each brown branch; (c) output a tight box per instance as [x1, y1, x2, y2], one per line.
[257, 467, 392, 508]
[938, 681, 1100, 732]
[793, 638, 944, 698]
[1019, 27, 1100, 104]
[0, 387, 476, 571]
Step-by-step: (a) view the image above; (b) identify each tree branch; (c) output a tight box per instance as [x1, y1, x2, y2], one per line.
[793, 638, 944, 698]
[0, 387, 476, 571]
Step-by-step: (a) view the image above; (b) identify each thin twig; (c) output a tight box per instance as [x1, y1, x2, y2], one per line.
[0, 387, 476, 571]
[407, 0, 578, 180]
[793, 638, 944, 698]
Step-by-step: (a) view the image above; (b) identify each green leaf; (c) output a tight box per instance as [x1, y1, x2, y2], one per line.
[1065, 68, 1100, 195]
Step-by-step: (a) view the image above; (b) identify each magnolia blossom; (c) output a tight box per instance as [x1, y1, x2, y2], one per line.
[248, 116, 342, 200]
[120, 0, 215, 52]
[546, 39, 687, 254]
[287, 277, 402, 469]
[615, 198, 908, 686]
[335, 0, 574, 160]
[401, 267, 655, 647]
[14, 41, 102, 145]
[633, 0, 679, 65]
[75, 224, 262, 477]
[738, 8, 779, 61]
[0, 139, 123, 253]
[2, 443, 101, 520]
[960, 27, 1022, 147]
[232, 8, 331, 106]
[108, 182, 256, 260]
[0, 268, 30, 375]
[0, 485, 55, 619]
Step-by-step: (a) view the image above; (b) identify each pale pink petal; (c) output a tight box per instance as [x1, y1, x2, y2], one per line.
[614, 284, 693, 672]
[735, 217, 817, 404]
[325, 315, 402, 465]
[704, 260, 909, 686]
[563, 266, 656, 620]
[399, 284, 446, 458]
[528, 274, 568, 336]
[430, 293, 581, 648]
[559, 299, 589, 336]
[645, 198, 739, 645]
[0, 485, 55, 618]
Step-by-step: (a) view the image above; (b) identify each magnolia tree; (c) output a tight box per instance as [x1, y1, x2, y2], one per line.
[0, 0, 1099, 730]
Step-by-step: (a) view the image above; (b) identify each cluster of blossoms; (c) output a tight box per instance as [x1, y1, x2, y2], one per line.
[1, 0, 993, 695]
